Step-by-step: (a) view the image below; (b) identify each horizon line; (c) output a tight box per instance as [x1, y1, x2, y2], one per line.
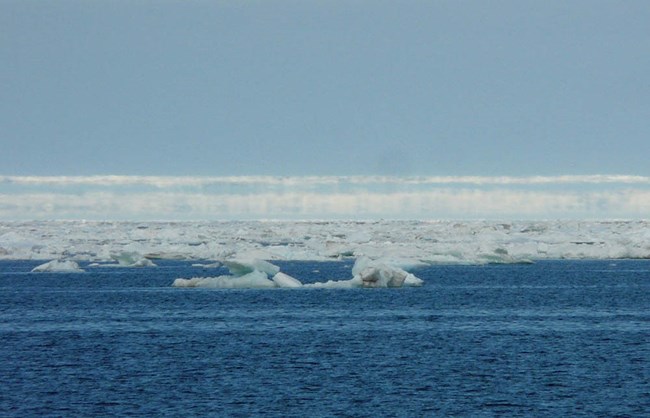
[3, 174, 650, 187]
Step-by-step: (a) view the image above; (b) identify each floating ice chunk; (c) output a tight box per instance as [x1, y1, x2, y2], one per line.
[223, 259, 280, 277]
[171, 277, 204, 287]
[130, 258, 157, 267]
[172, 270, 276, 289]
[303, 276, 363, 289]
[351, 256, 371, 277]
[356, 264, 407, 287]
[174, 256, 424, 290]
[111, 251, 156, 267]
[404, 273, 424, 287]
[351, 256, 414, 287]
[272, 272, 303, 288]
[32, 260, 84, 273]
[174, 259, 282, 289]
[380, 258, 429, 271]
[191, 262, 221, 268]
[302, 257, 423, 289]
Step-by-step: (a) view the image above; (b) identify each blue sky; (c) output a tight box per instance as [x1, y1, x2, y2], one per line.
[3, 0, 649, 176]
[1, 1, 650, 220]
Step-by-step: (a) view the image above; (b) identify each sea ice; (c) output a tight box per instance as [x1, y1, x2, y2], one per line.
[223, 259, 280, 277]
[302, 277, 363, 289]
[404, 273, 424, 286]
[31, 260, 84, 273]
[272, 272, 303, 288]
[173, 270, 276, 289]
[111, 251, 157, 267]
[173, 257, 423, 290]
[191, 262, 221, 268]
[173, 259, 286, 289]
[352, 257, 408, 287]
[3, 220, 650, 264]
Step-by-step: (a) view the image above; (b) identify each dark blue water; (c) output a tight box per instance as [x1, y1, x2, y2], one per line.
[1, 260, 648, 417]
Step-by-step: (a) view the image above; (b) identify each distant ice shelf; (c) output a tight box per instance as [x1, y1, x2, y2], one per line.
[1, 220, 650, 265]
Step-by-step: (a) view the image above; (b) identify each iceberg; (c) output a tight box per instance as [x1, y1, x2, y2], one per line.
[32, 260, 84, 273]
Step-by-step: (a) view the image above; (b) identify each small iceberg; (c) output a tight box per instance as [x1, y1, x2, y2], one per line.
[303, 257, 424, 288]
[32, 260, 85, 273]
[172, 257, 423, 289]
[173, 259, 294, 289]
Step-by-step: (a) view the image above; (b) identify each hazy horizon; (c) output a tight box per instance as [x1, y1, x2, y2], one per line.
[2, 1, 649, 220]
[2, 174, 649, 221]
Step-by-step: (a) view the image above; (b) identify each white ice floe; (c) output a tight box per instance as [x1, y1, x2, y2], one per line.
[191, 262, 221, 268]
[303, 257, 424, 289]
[173, 257, 423, 290]
[352, 257, 408, 287]
[110, 251, 157, 267]
[173, 270, 276, 289]
[223, 259, 280, 277]
[31, 260, 84, 273]
[173, 259, 282, 289]
[2, 220, 650, 264]
[272, 272, 303, 288]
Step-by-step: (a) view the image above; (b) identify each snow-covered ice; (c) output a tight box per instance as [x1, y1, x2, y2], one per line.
[173, 270, 277, 289]
[1, 220, 649, 264]
[223, 259, 280, 277]
[172, 257, 423, 289]
[6, 219, 648, 289]
[31, 259, 84, 273]
[110, 251, 157, 267]
[272, 272, 303, 288]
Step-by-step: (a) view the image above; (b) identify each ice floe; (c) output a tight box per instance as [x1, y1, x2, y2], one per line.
[1, 220, 650, 264]
[110, 251, 157, 267]
[271, 272, 303, 288]
[31, 259, 84, 273]
[172, 257, 423, 289]
[173, 270, 277, 289]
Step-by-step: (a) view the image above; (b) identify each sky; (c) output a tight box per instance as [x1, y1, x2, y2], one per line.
[2, 1, 650, 220]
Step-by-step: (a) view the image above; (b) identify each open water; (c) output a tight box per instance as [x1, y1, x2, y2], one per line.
[1, 260, 648, 417]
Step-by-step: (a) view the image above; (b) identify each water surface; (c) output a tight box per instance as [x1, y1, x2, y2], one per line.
[1, 260, 648, 416]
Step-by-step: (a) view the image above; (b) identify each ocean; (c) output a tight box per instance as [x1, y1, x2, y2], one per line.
[1, 260, 648, 416]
